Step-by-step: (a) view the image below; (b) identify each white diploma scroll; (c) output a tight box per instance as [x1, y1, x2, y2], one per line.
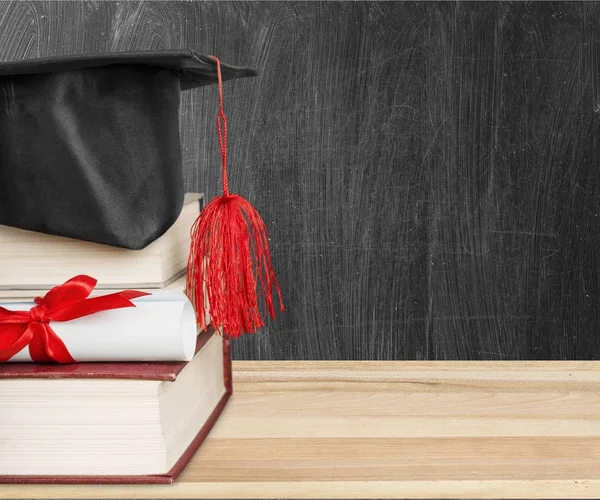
[5, 292, 197, 362]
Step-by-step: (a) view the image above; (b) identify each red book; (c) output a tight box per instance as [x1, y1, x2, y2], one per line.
[0, 326, 232, 484]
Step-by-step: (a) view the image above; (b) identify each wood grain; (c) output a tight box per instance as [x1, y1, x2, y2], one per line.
[0, 2, 598, 360]
[3, 361, 600, 498]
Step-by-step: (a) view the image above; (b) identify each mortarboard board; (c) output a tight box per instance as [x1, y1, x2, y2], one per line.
[0, 49, 257, 250]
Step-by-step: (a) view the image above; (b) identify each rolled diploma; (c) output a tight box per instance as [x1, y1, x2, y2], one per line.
[5, 292, 197, 362]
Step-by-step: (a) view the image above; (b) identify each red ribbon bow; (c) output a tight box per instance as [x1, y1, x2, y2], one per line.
[0, 275, 149, 363]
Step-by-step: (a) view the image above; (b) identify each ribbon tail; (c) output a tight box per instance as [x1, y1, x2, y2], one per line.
[118, 290, 151, 301]
[49, 290, 150, 322]
[0, 324, 33, 362]
[28, 324, 76, 364]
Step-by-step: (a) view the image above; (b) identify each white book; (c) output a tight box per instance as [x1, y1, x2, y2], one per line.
[0, 194, 202, 291]
[0, 326, 229, 482]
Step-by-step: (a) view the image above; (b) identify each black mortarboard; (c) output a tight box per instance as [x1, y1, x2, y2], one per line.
[0, 50, 257, 249]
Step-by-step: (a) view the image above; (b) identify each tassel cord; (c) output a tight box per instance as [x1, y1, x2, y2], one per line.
[213, 56, 229, 198]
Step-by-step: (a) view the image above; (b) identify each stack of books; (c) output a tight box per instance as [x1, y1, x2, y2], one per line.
[0, 194, 231, 484]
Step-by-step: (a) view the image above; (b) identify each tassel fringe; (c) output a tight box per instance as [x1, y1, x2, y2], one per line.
[186, 194, 283, 338]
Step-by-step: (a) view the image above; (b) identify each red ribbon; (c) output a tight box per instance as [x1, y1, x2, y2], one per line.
[0, 275, 149, 363]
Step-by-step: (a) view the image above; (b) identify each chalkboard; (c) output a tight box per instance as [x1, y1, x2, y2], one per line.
[0, 1, 598, 360]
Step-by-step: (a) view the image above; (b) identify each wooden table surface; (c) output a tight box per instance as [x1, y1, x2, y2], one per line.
[3, 361, 600, 499]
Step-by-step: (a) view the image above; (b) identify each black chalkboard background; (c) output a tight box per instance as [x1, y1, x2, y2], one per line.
[0, 1, 598, 360]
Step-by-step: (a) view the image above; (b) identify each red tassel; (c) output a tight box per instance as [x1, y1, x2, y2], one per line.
[186, 57, 283, 338]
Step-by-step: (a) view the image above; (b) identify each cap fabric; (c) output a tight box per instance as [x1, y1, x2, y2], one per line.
[0, 50, 257, 249]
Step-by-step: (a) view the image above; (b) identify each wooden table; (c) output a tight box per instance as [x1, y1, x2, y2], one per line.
[2, 361, 600, 499]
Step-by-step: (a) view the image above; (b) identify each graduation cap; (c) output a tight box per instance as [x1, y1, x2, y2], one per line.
[0, 49, 256, 250]
[0, 50, 283, 337]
